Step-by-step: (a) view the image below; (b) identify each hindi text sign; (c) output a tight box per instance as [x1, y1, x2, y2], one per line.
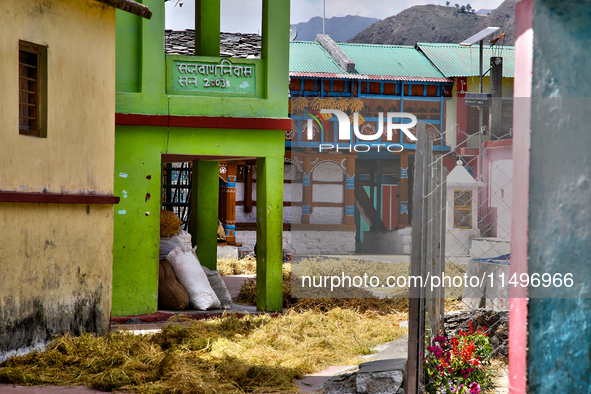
[172, 59, 256, 94]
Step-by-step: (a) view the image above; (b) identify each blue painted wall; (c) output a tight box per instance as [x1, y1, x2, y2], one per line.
[527, 0, 591, 391]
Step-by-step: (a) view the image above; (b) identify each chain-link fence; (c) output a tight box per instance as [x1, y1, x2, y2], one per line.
[408, 121, 512, 394]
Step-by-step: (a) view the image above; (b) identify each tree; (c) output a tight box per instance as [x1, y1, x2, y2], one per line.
[446, 1, 450, 6]
[466, 4, 472, 11]
[455, 3, 459, 8]
[460, 5, 466, 13]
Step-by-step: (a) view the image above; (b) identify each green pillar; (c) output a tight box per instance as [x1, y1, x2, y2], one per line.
[255, 155, 284, 312]
[141, 0, 166, 98]
[195, 0, 220, 57]
[262, 0, 290, 104]
[190, 160, 219, 270]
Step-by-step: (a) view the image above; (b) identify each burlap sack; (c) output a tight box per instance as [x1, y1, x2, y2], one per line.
[160, 210, 182, 237]
[158, 259, 190, 310]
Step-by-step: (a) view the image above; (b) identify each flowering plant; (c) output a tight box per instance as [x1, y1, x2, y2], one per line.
[424, 321, 493, 394]
[436, 381, 482, 394]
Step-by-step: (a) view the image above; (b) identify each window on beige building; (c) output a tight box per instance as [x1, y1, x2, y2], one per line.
[19, 41, 47, 137]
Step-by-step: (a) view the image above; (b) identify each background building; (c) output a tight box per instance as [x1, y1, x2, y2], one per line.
[283, 37, 454, 255]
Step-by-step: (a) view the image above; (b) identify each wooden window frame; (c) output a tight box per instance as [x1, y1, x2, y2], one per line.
[19, 41, 47, 138]
[453, 190, 472, 229]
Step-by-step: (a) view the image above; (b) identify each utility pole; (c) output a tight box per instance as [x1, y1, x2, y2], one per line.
[478, 38, 483, 181]
[460, 27, 500, 231]
[323, 0, 326, 34]
[460, 27, 499, 181]
[479, 38, 483, 128]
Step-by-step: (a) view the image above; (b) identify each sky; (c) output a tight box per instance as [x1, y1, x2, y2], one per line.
[165, 0, 506, 33]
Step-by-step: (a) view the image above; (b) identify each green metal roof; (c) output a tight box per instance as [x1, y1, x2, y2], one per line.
[290, 41, 344, 75]
[416, 43, 515, 78]
[337, 42, 447, 80]
[289, 41, 450, 82]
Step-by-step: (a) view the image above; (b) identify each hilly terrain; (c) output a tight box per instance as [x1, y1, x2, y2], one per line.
[476, 9, 493, 15]
[294, 15, 380, 42]
[348, 0, 515, 46]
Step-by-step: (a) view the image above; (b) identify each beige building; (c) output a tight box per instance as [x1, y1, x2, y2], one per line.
[0, 0, 151, 354]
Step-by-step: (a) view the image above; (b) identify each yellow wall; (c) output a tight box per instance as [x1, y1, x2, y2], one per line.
[444, 76, 514, 149]
[444, 95, 458, 149]
[0, 0, 116, 195]
[0, 0, 117, 351]
[0, 204, 114, 348]
[465, 75, 514, 98]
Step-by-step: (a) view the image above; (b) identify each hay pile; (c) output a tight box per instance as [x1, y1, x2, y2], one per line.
[235, 269, 410, 315]
[234, 260, 410, 315]
[160, 210, 182, 237]
[233, 257, 466, 316]
[234, 264, 293, 308]
[219, 257, 413, 314]
[216, 256, 257, 276]
[0, 310, 405, 393]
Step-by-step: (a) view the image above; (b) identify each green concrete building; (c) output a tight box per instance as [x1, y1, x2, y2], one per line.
[112, 0, 290, 316]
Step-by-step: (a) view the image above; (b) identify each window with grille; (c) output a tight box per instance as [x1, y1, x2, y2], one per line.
[19, 41, 47, 137]
[453, 190, 472, 228]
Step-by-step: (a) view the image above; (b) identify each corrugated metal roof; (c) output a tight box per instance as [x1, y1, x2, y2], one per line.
[289, 72, 450, 82]
[416, 43, 515, 78]
[290, 41, 344, 75]
[289, 41, 451, 82]
[337, 42, 448, 80]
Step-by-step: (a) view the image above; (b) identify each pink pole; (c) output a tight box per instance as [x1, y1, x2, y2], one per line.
[509, 0, 533, 392]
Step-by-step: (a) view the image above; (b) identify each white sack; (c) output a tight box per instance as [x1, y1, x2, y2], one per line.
[160, 229, 192, 258]
[201, 266, 233, 309]
[188, 247, 232, 310]
[166, 247, 221, 310]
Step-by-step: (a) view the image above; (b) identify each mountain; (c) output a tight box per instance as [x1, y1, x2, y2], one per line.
[485, 0, 516, 45]
[348, 0, 515, 46]
[476, 9, 493, 15]
[293, 15, 380, 42]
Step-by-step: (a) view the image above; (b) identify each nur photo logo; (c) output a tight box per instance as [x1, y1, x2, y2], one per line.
[301, 109, 418, 153]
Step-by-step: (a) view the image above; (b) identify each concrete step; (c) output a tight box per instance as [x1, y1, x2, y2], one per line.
[297, 335, 409, 394]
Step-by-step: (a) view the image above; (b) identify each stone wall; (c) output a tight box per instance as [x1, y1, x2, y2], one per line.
[235, 230, 292, 252]
[236, 229, 356, 256]
[292, 229, 356, 255]
[360, 227, 412, 255]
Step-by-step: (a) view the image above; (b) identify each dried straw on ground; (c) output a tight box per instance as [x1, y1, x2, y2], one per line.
[0, 310, 405, 393]
[0, 256, 463, 393]
[232, 257, 465, 316]
[234, 266, 410, 316]
[224, 256, 467, 301]
[235, 273, 409, 314]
